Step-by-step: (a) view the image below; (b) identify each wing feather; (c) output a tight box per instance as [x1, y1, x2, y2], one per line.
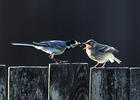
[95, 43, 119, 53]
[33, 40, 67, 50]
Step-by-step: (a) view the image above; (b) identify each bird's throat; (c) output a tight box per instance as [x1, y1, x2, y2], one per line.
[83, 44, 92, 50]
[86, 44, 92, 49]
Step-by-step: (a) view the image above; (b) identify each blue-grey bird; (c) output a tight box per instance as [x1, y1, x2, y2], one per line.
[11, 40, 80, 63]
[82, 39, 121, 68]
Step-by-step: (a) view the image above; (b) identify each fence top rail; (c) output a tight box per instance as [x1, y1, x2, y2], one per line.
[90, 67, 129, 70]
[130, 67, 140, 69]
[9, 66, 48, 69]
[49, 63, 88, 65]
[0, 64, 6, 67]
[2, 64, 140, 69]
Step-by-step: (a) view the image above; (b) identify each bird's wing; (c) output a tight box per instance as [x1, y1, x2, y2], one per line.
[33, 40, 67, 49]
[95, 43, 119, 54]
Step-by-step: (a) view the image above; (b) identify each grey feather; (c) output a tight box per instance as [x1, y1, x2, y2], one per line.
[95, 43, 119, 54]
[33, 40, 67, 50]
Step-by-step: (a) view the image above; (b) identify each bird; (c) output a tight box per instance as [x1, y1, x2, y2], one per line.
[82, 39, 121, 68]
[11, 40, 80, 63]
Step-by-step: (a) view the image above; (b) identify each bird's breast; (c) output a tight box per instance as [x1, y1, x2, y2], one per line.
[86, 49, 94, 59]
[86, 48, 109, 63]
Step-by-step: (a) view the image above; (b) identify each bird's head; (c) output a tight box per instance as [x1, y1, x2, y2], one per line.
[82, 39, 97, 50]
[66, 40, 80, 48]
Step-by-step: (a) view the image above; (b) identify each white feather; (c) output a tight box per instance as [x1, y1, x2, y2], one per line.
[106, 53, 121, 64]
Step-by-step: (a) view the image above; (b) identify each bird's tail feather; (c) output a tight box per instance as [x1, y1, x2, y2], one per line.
[113, 57, 121, 64]
[109, 53, 121, 64]
[11, 43, 35, 47]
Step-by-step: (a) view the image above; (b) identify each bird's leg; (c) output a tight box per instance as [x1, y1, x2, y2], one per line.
[49, 54, 59, 63]
[52, 58, 59, 63]
[91, 62, 99, 68]
[49, 55, 52, 59]
[99, 62, 106, 68]
[49, 54, 68, 63]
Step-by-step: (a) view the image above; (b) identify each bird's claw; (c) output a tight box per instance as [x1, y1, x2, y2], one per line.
[98, 66, 105, 69]
[91, 66, 97, 69]
[59, 60, 68, 63]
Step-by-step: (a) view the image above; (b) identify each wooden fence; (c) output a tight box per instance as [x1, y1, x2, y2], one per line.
[0, 64, 139, 100]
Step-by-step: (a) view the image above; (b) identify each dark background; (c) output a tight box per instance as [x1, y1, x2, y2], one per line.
[0, 0, 139, 66]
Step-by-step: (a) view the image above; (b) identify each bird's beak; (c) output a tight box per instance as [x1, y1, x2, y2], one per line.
[82, 43, 92, 50]
[82, 43, 87, 50]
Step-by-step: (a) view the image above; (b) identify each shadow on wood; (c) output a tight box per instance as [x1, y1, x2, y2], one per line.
[48, 63, 89, 100]
[90, 67, 130, 100]
[8, 66, 48, 100]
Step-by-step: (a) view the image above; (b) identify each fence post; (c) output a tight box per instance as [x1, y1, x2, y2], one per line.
[90, 67, 130, 100]
[130, 67, 140, 100]
[48, 63, 89, 100]
[0, 65, 7, 100]
[8, 66, 48, 100]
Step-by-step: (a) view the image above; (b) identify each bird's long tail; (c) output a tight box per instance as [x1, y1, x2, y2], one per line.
[113, 56, 121, 64]
[109, 53, 121, 64]
[11, 43, 35, 47]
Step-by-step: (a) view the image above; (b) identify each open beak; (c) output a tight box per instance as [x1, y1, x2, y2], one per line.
[82, 43, 87, 50]
[82, 43, 92, 50]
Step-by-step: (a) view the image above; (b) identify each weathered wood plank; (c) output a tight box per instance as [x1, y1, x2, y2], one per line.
[0, 65, 7, 100]
[90, 67, 130, 100]
[49, 63, 89, 100]
[130, 67, 140, 100]
[8, 66, 48, 100]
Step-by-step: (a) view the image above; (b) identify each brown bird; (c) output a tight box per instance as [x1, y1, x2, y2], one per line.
[82, 39, 121, 68]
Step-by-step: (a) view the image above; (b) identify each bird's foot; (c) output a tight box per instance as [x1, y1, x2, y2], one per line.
[52, 58, 60, 64]
[98, 66, 105, 69]
[58, 60, 68, 63]
[54, 60, 59, 64]
[98, 62, 106, 69]
[91, 63, 99, 69]
[91, 66, 97, 69]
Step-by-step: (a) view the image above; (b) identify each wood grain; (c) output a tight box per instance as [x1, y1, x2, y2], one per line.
[0, 65, 7, 100]
[9, 66, 48, 100]
[90, 67, 130, 100]
[130, 67, 140, 100]
[49, 63, 89, 100]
